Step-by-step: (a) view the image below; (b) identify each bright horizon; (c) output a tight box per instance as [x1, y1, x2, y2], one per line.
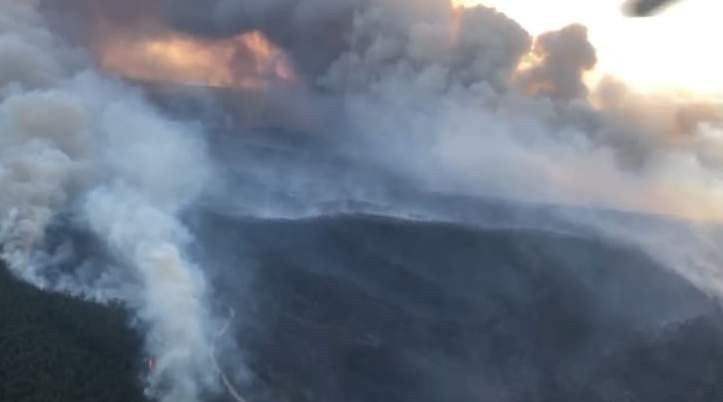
[455, 0, 723, 98]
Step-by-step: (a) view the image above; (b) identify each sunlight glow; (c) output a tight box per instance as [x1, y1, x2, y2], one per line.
[99, 31, 296, 89]
[454, 0, 723, 97]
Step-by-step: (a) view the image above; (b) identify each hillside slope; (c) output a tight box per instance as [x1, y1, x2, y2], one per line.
[196, 213, 723, 402]
[0, 263, 146, 402]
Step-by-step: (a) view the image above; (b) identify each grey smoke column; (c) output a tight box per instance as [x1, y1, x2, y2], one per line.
[0, 2, 224, 402]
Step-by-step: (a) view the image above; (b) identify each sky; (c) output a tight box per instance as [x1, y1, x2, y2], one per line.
[455, 0, 723, 98]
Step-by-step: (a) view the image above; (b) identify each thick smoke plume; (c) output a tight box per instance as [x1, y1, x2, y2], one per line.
[83, 0, 723, 303]
[53, 0, 723, 221]
[76, 0, 723, 297]
[0, 1, 220, 401]
[8, 0, 723, 400]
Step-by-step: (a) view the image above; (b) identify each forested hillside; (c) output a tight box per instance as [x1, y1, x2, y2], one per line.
[0, 263, 146, 402]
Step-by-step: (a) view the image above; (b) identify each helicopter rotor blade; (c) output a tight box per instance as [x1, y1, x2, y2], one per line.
[623, 0, 681, 16]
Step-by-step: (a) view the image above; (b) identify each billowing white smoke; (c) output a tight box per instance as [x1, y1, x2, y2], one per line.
[43, 0, 723, 222]
[315, 0, 723, 304]
[0, 1, 218, 401]
[317, 1, 723, 222]
[9, 0, 723, 399]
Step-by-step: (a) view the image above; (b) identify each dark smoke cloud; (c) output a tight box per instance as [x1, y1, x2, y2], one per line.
[516, 24, 596, 101]
[162, 0, 361, 78]
[44, 0, 529, 87]
[42, 0, 359, 79]
[50, 0, 592, 104]
[317, 3, 531, 94]
[164, 0, 531, 89]
[39, 0, 723, 220]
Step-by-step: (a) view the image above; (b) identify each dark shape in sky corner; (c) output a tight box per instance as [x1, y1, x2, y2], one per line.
[623, 0, 681, 16]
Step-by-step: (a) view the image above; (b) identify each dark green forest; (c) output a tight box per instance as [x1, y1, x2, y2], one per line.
[0, 262, 147, 402]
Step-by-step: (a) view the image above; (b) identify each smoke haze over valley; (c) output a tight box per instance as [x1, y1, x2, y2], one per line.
[3, 1, 723, 401]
